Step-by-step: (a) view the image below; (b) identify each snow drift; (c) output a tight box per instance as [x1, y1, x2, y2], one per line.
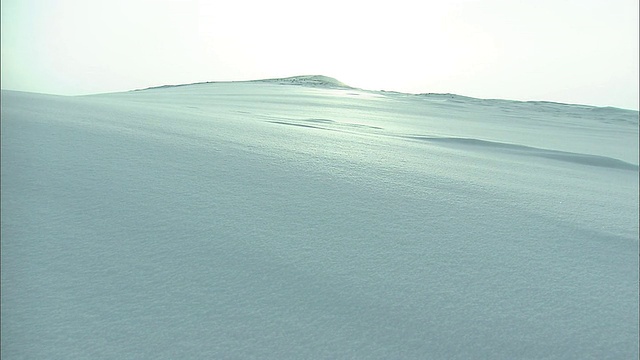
[1, 76, 638, 359]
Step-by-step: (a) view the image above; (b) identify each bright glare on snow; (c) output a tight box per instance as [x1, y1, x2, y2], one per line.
[1, 76, 638, 359]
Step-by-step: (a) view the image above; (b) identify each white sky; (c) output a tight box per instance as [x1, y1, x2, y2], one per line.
[1, 0, 638, 109]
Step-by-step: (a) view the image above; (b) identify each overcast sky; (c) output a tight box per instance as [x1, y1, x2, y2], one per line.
[1, 0, 638, 109]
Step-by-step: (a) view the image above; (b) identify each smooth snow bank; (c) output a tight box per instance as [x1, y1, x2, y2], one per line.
[1, 82, 638, 359]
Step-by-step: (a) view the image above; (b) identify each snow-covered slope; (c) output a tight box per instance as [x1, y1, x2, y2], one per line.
[1, 78, 638, 359]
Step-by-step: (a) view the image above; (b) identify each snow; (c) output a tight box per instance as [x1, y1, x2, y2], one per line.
[1, 77, 638, 359]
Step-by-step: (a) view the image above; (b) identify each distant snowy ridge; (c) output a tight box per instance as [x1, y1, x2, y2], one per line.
[254, 75, 351, 88]
[134, 75, 351, 92]
[417, 93, 640, 115]
[133, 75, 637, 112]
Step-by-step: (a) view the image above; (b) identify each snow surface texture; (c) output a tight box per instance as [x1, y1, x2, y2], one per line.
[2, 76, 638, 359]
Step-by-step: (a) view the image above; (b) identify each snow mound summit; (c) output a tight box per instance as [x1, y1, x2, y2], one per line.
[255, 75, 351, 88]
[134, 75, 351, 92]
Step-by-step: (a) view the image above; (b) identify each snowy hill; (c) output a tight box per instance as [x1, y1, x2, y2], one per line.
[1, 78, 638, 359]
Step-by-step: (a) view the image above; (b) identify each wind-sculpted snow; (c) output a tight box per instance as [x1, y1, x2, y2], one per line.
[1, 81, 638, 359]
[407, 136, 640, 171]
